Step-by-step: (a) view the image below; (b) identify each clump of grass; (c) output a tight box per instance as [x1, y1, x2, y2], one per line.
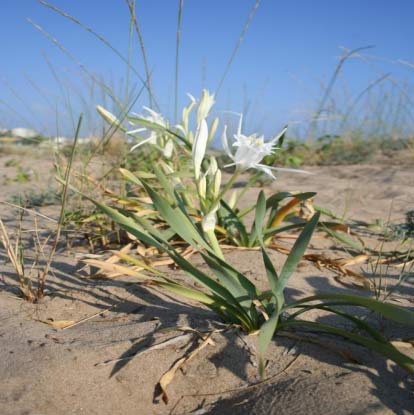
[386, 210, 414, 240]
[0, 116, 82, 301]
[14, 166, 33, 183]
[9, 189, 59, 208]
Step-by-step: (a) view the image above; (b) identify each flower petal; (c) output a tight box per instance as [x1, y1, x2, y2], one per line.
[259, 165, 312, 175]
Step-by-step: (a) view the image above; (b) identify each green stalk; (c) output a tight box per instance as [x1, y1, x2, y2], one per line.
[206, 229, 224, 260]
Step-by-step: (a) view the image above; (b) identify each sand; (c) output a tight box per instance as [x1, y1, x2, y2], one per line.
[1, 151, 414, 415]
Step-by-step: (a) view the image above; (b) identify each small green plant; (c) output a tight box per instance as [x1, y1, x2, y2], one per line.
[95, 92, 312, 251]
[389, 210, 414, 240]
[14, 166, 32, 183]
[9, 189, 59, 208]
[83, 182, 414, 377]
[64, 95, 414, 377]
[5, 158, 19, 167]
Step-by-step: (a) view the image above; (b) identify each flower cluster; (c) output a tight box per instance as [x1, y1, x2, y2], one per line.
[96, 90, 308, 250]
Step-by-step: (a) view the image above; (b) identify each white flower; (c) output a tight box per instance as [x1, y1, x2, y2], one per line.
[128, 107, 168, 151]
[127, 107, 174, 158]
[221, 114, 310, 179]
[197, 90, 215, 126]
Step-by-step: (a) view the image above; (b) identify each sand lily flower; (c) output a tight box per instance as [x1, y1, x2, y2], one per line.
[127, 107, 174, 158]
[128, 107, 167, 150]
[221, 115, 309, 179]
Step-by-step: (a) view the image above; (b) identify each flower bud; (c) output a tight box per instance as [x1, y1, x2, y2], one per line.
[96, 105, 121, 128]
[201, 203, 220, 232]
[197, 89, 215, 125]
[213, 169, 221, 199]
[198, 175, 207, 200]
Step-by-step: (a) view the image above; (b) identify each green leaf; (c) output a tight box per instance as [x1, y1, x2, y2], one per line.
[258, 309, 281, 378]
[119, 168, 144, 185]
[255, 191, 279, 301]
[276, 212, 320, 295]
[200, 252, 259, 324]
[91, 200, 165, 251]
[254, 191, 267, 243]
[322, 227, 364, 251]
[219, 200, 249, 247]
[288, 293, 414, 326]
[263, 222, 306, 239]
[286, 303, 387, 342]
[153, 164, 176, 202]
[166, 252, 255, 331]
[141, 181, 213, 253]
[281, 319, 414, 372]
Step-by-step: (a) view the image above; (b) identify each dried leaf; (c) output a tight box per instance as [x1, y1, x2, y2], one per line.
[157, 332, 215, 404]
[41, 319, 76, 329]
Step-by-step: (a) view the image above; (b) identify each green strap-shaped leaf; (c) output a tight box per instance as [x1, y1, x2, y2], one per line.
[153, 164, 176, 202]
[322, 227, 364, 251]
[120, 168, 145, 185]
[200, 252, 259, 323]
[264, 222, 306, 240]
[219, 200, 249, 247]
[258, 309, 281, 378]
[276, 212, 320, 296]
[141, 181, 213, 253]
[281, 319, 414, 372]
[288, 293, 414, 326]
[167, 251, 255, 331]
[255, 191, 279, 300]
[285, 303, 387, 342]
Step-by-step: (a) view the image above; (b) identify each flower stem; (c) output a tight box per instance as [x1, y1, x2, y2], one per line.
[206, 229, 224, 259]
[216, 169, 241, 203]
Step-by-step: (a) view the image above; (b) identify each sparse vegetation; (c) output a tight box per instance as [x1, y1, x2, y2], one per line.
[0, 1, 414, 413]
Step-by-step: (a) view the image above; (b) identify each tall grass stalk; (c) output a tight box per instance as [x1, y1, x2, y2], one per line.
[37, 0, 148, 90]
[174, 0, 184, 124]
[125, 0, 156, 109]
[308, 45, 374, 140]
[216, 0, 261, 97]
[38, 115, 82, 297]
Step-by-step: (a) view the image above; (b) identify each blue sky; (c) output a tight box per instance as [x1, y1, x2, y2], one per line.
[1, 0, 414, 139]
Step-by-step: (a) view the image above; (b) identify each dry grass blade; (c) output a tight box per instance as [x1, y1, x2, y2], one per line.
[0, 218, 34, 300]
[157, 331, 215, 404]
[83, 245, 196, 279]
[304, 253, 372, 289]
[38, 319, 76, 329]
[95, 332, 194, 367]
[0, 218, 24, 277]
[82, 259, 149, 279]
[37, 115, 83, 297]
